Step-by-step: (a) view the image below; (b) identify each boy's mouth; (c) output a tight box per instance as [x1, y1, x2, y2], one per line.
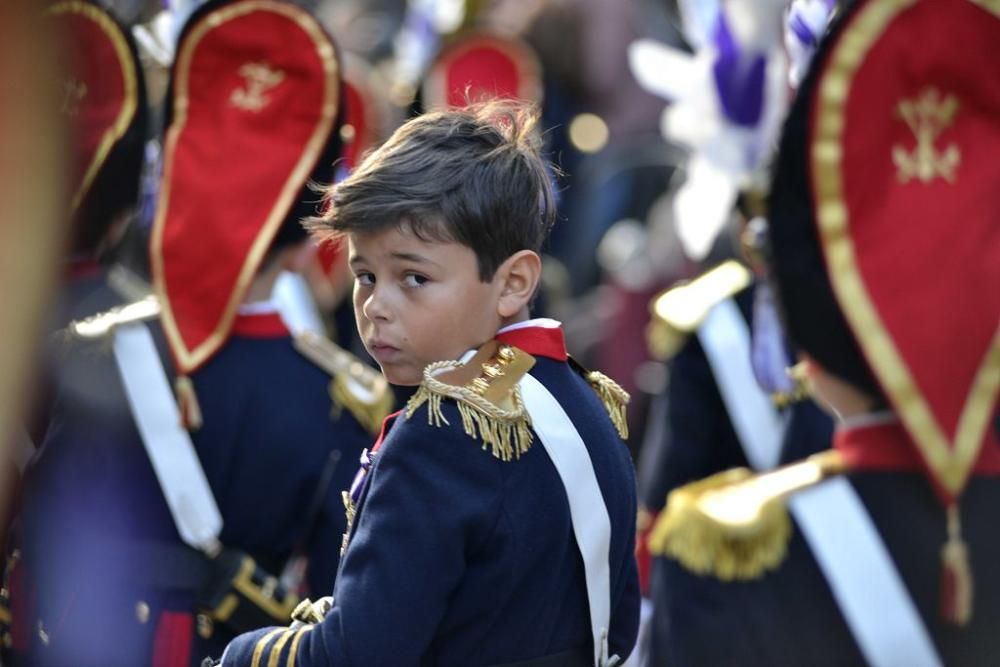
[368, 341, 400, 363]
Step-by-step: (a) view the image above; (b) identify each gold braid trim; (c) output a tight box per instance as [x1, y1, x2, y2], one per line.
[586, 371, 630, 440]
[267, 629, 295, 667]
[251, 628, 286, 667]
[406, 358, 534, 461]
[285, 625, 313, 666]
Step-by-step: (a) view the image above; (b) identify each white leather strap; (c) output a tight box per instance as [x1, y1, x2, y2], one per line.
[273, 271, 325, 336]
[697, 298, 786, 471]
[112, 322, 223, 553]
[789, 478, 942, 667]
[519, 373, 616, 667]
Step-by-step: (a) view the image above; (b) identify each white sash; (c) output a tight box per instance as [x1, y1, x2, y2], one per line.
[112, 322, 223, 554]
[696, 298, 786, 471]
[789, 479, 942, 667]
[272, 271, 325, 336]
[696, 298, 939, 665]
[519, 374, 619, 667]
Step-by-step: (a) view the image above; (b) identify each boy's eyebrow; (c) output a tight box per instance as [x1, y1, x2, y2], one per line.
[391, 251, 439, 266]
[348, 252, 441, 268]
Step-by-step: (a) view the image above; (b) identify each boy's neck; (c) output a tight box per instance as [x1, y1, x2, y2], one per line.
[497, 307, 533, 331]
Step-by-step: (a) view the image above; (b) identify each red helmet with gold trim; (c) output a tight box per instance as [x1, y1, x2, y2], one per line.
[150, 0, 343, 378]
[421, 31, 543, 111]
[768, 0, 1000, 502]
[47, 0, 148, 258]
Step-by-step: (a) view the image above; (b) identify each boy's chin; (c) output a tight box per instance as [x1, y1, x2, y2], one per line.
[378, 364, 422, 387]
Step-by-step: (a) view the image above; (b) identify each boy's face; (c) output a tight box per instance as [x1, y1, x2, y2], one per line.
[348, 224, 505, 386]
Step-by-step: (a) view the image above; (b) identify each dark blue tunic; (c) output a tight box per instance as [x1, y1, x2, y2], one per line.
[220, 355, 640, 666]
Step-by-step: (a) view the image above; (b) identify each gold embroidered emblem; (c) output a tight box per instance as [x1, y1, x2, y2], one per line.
[60, 79, 87, 116]
[230, 62, 285, 112]
[892, 87, 960, 183]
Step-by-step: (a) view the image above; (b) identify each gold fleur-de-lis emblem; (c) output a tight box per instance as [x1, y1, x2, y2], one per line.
[230, 62, 285, 112]
[892, 87, 960, 184]
[60, 79, 88, 116]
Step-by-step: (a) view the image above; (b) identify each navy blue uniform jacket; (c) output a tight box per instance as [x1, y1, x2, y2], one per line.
[221, 346, 640, 666]
[10, 296, 372, 667]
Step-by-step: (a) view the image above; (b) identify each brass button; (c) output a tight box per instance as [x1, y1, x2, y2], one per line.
[135, 601, 150, 624]
[37, 620, 49, 645]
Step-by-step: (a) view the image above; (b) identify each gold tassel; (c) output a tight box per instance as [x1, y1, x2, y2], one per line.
[647, 467, 792, 581]
[940, 503, 974, 625]
[405, 382, 533, 461]
[329, 375, 395, 435]
[586, 371, 630, 440]
[174, 375, 203, 431]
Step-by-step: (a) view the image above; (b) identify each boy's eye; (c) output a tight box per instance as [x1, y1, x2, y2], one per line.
[355, 272, 375, 286]
[402, 273, 428, 288]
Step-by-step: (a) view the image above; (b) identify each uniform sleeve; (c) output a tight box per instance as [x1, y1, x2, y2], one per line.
[608, 450, 641, 661]
[221, 403, 502, 667]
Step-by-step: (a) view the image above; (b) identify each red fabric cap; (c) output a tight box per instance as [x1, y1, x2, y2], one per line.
[151, 1, 340, 374]
[422, 33, 542, 110]
[809, 0, 1000, 500]
[48, 1, 137, 213]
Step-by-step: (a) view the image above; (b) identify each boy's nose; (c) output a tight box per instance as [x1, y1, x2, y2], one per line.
[362, 289, 391, 322]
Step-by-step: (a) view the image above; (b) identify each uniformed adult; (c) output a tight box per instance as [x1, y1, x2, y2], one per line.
[653, 1, 1000, 664]
[7, 2, 390, 665]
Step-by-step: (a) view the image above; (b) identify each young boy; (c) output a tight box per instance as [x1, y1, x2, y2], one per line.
[217, 102, 640, 666]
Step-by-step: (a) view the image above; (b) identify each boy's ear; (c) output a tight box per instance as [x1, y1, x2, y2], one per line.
[496, 250, 542, 319]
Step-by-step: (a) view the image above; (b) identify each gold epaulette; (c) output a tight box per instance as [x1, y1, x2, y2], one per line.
[648, 450, 848, 581]
[406, 341, 535, 461]
[584, 369, 630, 440]
[293, 331, 394, 436]
[66, 294, 161, 340]
[646, 260, 753, 360]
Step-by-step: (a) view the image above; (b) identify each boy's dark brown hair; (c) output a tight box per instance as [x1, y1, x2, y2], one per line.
[307, 99, 556, 281]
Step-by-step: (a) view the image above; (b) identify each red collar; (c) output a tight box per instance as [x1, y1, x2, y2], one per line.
[495, 324, 568, 361]
[230, 312, 290, 338]
[835, 419, 1000, 503]
[371, 410, 403, 453]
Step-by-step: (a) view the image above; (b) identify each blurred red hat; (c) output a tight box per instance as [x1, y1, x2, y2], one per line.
[768, 0, 1000, 501]
[48, 0, 147, 257]
[150, 0, 343, 378]
[422, 32, 542, 110]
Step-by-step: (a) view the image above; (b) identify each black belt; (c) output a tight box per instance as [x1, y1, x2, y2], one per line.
[114, 540, 214, 591]
[486, 644, 592, 667]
